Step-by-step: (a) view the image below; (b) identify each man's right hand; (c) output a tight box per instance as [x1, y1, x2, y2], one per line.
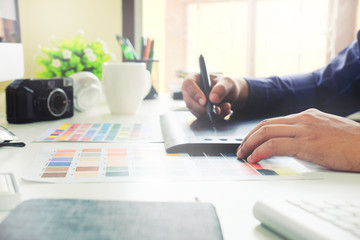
[182, 73, 249, 119]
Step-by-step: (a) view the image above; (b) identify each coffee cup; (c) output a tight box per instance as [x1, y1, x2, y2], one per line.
[102, 62, 151, 115]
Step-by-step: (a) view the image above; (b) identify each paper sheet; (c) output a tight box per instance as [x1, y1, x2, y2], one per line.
[23, 143, 315, 183]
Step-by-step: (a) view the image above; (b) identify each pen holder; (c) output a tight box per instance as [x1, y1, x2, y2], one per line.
[130, 59, 159, 99]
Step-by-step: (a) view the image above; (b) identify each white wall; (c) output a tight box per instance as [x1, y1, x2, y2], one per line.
[18, 0, 122, 78]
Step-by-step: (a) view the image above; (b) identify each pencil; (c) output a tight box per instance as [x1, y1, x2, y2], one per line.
[143, 38, 151, 59]
[140, 36, 145, 60]
[148, 39, 155, 72]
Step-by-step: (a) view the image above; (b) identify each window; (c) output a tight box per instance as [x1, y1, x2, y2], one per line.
[141, 0, 359, 92]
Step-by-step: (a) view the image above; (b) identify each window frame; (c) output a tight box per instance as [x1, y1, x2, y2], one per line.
[126, 0, 358, 90]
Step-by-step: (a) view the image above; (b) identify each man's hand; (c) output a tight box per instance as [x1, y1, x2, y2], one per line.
[182, 73, 249, 119]
[237, 108, 360, 172]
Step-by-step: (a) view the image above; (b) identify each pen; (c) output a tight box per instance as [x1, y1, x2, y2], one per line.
[199, 55, 216, 126]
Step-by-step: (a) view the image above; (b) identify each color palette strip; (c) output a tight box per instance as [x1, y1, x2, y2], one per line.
[105, 148, 129, 177]
[24, 144, 313, 183]
[42, 149, 75, 178]
[39, 123, 162, 143]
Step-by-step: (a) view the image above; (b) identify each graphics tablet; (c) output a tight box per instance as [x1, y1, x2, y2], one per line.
[160, 111, 260, 154]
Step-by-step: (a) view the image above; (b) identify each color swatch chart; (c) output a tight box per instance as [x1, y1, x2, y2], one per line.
[23, 144, 314, 183]
[38, 123, 162, 142]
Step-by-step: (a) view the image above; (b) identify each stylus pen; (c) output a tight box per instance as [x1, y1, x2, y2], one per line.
[199, 55, 216, 126]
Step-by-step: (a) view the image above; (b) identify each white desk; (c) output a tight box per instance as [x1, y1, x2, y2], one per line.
[1, 93, 360, 240]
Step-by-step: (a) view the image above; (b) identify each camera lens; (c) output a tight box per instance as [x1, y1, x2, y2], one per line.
[47, 88, 69, 117]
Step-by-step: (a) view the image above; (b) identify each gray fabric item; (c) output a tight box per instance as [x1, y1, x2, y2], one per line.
[0, 199, 224, 240]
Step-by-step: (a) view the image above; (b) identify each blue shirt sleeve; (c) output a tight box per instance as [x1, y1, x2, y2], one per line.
[242, 30, 360, 117]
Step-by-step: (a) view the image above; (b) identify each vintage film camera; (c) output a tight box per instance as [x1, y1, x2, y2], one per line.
[6, 78, 74, 123]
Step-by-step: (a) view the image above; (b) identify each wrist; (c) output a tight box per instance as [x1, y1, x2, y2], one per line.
[233, 77, 249, 111]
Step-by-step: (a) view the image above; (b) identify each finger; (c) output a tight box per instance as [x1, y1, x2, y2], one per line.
[219, 102, 232, 117]
[209, 76, 236, 105]
[241, 114, 300, 145]
[209, 73, 222, 85]
[182, 77, 206, 117]
[242, 109, 328, 145]
[192, 73, 202, 85]
[182, 74, 203, 102]
[237, 124, 299, 159]
[242, 137, 298, 163]
[246, 108, 331, 140]
[214, 102, 232, 117]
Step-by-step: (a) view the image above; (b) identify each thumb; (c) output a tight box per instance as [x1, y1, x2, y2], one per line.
[209, 77, 234, 104]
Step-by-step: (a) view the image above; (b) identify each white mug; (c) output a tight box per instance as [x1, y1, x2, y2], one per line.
[70, 71, 102, 112]
[102, 62, 151, 115]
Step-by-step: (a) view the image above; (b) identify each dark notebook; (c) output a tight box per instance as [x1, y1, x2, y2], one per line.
[0, 199, 223, 240]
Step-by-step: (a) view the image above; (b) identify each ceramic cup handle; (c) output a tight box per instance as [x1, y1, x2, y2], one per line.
[143, 70, 152, 98]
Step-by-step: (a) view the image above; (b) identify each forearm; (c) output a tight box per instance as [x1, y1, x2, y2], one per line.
[240, 35, 360, 118]
[242, 73, 318, 117]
